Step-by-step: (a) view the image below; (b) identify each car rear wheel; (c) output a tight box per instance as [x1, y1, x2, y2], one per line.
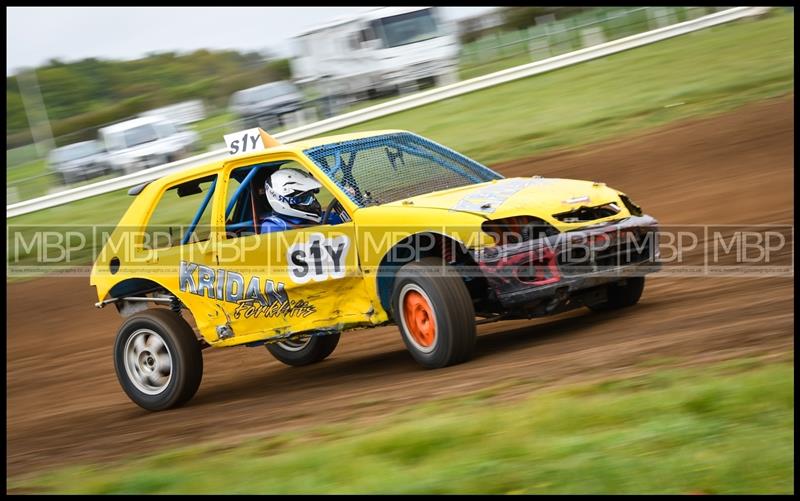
[266, 332, 341, 367]
[257, 115, 280, 130]
[588, 277, 646, 311]
[58, 172, 74, 185]
[113, 308, 203, 411]
[392, 257, 476, 369]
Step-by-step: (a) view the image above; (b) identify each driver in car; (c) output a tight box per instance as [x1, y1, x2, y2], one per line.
[261, 169, 342, 234]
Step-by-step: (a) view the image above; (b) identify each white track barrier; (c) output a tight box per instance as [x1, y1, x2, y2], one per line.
[6, 7, 768, 218]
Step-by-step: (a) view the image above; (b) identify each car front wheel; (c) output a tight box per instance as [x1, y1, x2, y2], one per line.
[588, 277, 646, 312]
[392, 257, 476, 369]
[113, 308, 203, 411]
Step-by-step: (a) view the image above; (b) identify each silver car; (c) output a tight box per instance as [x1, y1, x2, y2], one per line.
[229, 81, 305, 129]
[99, 116, 200, 175]
[48, 140, 111, 185]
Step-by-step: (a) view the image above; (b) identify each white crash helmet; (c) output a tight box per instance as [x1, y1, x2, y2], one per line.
[264, 168, 323, 223]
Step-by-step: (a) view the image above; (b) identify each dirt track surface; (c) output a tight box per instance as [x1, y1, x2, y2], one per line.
[7, 97, 794, 477]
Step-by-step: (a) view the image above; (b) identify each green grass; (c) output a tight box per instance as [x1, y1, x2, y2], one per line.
[6, 160, 126, 202]
[5, 111, 239, 201]
[6, 142, 41, 166]
[331, 13, 793, 165]
[6, 12, 794, 271]
[5, 112, 238, 201]
[460, 52, 535, 81]
[6, 159, 52, 201]
[190, 111, 238, 151]
[343, 93, 409, 114]
[6, 158, 48, 184]
[8, 358, 793, 494]
[458, 7, 721, 74]
[6, 159, 130, 202]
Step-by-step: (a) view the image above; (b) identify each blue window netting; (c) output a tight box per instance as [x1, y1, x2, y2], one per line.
[304, 132, 503, 208]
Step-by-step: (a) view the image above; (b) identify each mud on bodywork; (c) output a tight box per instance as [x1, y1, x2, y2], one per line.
[472, 215, 661, 317]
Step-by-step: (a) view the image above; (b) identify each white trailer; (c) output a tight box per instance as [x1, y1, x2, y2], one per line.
[290, 7, 460, 103]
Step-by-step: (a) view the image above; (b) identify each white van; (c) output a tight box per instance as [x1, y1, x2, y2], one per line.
[290, 7, 460, 102]
[99, 115, 200, 174]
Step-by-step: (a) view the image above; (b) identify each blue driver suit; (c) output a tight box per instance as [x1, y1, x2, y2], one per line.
[260, 212, 343, 234]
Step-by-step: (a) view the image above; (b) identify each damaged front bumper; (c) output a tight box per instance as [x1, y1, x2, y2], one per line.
[472, 215, 661, 316]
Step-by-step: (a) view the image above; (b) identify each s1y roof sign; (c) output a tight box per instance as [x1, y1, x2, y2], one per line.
[224, 128, 282, 156]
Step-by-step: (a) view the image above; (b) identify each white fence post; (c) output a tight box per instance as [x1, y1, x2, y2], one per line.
[7, 187, 20, 204]
[528, 37, 551, 61]
[580, 27, 606, 48]
[648, 7, 677, 30]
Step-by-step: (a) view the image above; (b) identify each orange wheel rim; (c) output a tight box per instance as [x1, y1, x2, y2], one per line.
[403, 290, 436, 348]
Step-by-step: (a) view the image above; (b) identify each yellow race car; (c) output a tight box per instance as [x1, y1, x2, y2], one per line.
[91, 128, 660, 411]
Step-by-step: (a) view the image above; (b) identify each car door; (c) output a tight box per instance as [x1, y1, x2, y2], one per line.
[212, 155, 377, 346]
[129, 173, 224, 337]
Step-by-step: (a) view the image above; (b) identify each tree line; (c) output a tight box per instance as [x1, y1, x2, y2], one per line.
[7, 49, 291, 149]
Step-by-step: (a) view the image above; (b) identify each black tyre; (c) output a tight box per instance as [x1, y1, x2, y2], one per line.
[243, 117, 259, 129]
[391, 257, 477, 369]
[259, 115, 280, 130]
[266, 332, 341, 367]
[588, 277, 646, 312]
[113, 308, 203, 411]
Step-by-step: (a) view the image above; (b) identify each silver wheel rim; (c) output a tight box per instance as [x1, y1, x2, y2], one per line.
[398, 283, 438, 354]
[124, 328, 173, 395]
[277, 335, 312, 352]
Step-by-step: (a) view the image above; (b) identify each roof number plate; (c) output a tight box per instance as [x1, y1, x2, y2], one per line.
[224, 127, 281, 156]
